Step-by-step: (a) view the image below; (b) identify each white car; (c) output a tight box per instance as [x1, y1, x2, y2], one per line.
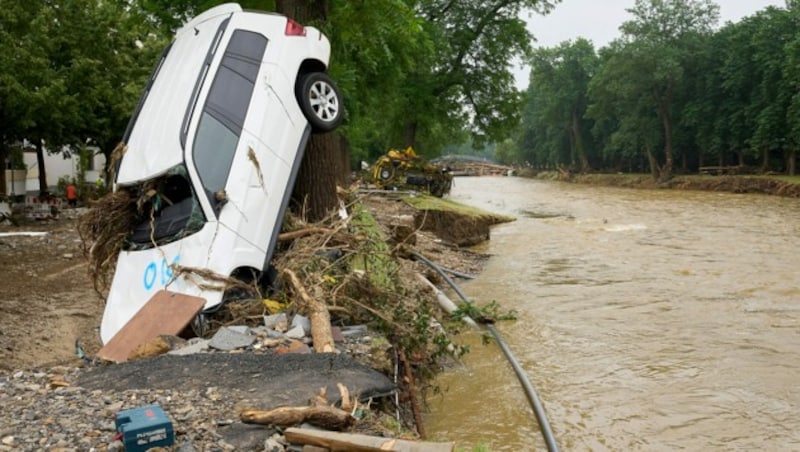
[100, 3, 343, 344]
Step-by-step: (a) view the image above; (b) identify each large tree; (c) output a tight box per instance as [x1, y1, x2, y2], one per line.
[602, 0, 719, 180]
[0, 1, 54, 194]
[784, 2, 800, 174]
[0, 0, 163, 193]
[521, 38, 598, 172]
[588, 42, 664, 178]
[401, 0, 560, 152]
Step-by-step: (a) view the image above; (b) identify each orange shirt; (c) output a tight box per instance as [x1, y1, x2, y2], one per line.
[66, 185, 77, 200]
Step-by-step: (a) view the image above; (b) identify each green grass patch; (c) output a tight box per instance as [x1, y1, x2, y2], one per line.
[348, 203, 398, 289]
[402, 194, 515, 224]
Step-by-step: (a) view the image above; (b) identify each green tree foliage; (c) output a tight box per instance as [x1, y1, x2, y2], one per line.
[609, 0, 719, 179]
[0, 0, 165, 192]
[785, 3, 800, 175]
[588, 41, 664, 176]
[516, 1, 800, 177]
[325, 0, 431, 165]
[403, 0, 560, 156]
[519, 38, 597, 172]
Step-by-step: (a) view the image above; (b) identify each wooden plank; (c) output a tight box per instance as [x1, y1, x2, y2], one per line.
[285, 427, 454, 452]
[97, 290, 206, 363]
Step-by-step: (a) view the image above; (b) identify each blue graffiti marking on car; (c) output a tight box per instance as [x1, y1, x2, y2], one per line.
[143, 255, 180, 290]
[143, 262, 158, 290]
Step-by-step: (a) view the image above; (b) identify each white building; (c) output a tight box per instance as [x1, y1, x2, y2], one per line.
[3, 144, 105, 197]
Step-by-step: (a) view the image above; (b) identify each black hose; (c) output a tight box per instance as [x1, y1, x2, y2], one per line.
[440, 266, 476, 280]
[412, 251, 559, 452]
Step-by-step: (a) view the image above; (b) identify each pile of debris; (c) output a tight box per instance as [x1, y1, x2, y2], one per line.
[69, 185, 513, 448]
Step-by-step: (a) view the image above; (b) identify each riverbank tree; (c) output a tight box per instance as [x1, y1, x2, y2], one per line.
[512, 0, 800, 178]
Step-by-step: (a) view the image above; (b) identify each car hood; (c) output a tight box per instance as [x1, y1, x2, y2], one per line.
[117, 4, 241, 185]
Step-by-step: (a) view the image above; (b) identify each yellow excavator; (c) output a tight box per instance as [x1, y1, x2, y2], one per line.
[371, 147, 452, 197]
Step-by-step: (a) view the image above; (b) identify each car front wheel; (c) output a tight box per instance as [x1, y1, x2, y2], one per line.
[296, 72, 343, 133]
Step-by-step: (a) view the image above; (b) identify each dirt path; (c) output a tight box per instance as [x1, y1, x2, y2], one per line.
[0, 216, 104, 372]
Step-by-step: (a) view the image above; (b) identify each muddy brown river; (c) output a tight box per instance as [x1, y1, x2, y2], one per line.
[425, 176, 800, 451]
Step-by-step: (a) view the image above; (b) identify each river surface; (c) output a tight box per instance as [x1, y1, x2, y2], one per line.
[425, 176, 800, 451]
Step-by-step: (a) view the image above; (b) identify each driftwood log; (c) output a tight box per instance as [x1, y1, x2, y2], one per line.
[240, 405, 355, 431]
[283, 268, 335, 353]
[241, 385, 357, 431]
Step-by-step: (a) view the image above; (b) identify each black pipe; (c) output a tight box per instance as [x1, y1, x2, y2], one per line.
[412, 251, 559, 452]
[440, 266, 476, 280]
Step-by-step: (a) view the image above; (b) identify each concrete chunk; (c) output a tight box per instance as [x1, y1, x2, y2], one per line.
[291, 314, 311, 335]
[263, 313, 288, 332]
[209, 327, 255, 351]
[169, 338, 210, 356]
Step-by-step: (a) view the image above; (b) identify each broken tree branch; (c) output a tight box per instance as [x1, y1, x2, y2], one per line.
[240, 405, 355, 431]
[283, 268, 335, 353]
[278, 227, 334, 242]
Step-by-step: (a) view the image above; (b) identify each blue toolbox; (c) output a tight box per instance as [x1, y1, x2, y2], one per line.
[115, 404, 175, 451]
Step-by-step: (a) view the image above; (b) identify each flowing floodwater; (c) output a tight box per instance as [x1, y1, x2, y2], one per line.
[425, 176, 800, 451]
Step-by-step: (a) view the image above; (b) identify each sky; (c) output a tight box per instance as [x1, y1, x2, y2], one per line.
[515, 0, 786, 88]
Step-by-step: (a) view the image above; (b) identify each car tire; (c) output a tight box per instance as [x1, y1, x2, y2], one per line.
[296, 72, 343, 132]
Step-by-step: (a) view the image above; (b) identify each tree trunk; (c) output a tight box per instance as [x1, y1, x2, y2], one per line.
[571, 109, 589, 173]
[788, 149, 796, 176]
[404, 121, 417, 149]
[645, 144, 660, 180]
[277, 0, 347, 223]
[336, 134, 350, 187]
[291, 134, 341, 222]
[0, 141, 7, 197]
[680, 151, 687, 173]
[760, 147, 769, 173]
[276, 0, 328, 20]
[658, 102, 673, 180]
[35, 139, 48, 195]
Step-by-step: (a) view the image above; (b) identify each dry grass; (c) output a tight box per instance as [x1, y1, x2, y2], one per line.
[77, 189, 136, 296]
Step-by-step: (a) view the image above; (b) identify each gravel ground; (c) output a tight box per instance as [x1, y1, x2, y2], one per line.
[1, 366, 276, 451]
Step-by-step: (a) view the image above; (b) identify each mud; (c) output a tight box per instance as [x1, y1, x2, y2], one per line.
[0, 215, 104, 372]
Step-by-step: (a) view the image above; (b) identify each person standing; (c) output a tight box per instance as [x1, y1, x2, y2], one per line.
[66, 183, 77, 208]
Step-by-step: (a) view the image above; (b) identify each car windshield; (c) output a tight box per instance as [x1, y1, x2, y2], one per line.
[124, 164, 206, 250]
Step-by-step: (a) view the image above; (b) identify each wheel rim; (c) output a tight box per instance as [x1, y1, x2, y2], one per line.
[309, 80, 339, 123]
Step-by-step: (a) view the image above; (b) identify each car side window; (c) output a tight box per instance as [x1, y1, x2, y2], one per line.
[193, 30, 267, 209]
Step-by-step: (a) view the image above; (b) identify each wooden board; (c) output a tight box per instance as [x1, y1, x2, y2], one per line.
[284, 427, 454, 452]
[97, 290, 206, 363]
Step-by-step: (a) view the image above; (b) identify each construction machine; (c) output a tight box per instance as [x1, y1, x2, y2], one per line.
[371, 147, 452, 197]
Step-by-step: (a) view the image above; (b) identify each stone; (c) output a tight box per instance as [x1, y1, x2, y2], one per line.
[291, 314, 311, 335]
[263, 313, 288, 332]
[285, 325, 306, 340]
[209, 327, 255, 351]
[226, 325, 250, 335]
[275, 340, 311, 355]
[169, 338, 210, 356]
